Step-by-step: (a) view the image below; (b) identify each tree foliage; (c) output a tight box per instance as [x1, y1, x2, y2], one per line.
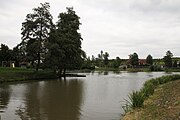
[112, 57, 121, 68]
[45, 7, 83, 75]
[20, 2, 53, 71]
[103, 52, 109, 67]
[129, 53, 139, 66]
[0, 44, 11, 65]
[146, 54, 153, 65]
[163, 50, 173, 68]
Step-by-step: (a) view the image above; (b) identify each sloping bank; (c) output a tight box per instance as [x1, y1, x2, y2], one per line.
[121, 74, 180, 120]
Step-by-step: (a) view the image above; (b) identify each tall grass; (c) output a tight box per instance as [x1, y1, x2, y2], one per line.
[122, 74, 180, 113]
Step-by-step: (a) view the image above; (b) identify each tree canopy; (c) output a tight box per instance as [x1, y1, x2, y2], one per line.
[146, 54, 153, 65]
[163, 50, 173, 68]
[0, 44, 11, 64]
[20, 2, 53, 71]
[129, 53, 139, 66]
[103, 52, 109, 67]
[45, 7, 83, 76]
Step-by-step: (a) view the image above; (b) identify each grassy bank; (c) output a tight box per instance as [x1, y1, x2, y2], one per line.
[122, 80, 180, 120]
[0, 67, 57, 83]
[121, 74, 180, 120]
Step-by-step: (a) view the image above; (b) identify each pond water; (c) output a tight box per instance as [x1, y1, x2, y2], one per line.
[0, 72, 173, 120]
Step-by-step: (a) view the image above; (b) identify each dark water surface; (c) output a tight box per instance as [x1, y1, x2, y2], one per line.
[0, 72, 173, 120]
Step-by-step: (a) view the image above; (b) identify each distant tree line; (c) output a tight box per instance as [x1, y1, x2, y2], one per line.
[81, 50, 180, 70]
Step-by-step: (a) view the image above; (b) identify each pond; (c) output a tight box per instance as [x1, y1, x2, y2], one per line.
[0, 71, 173, 120]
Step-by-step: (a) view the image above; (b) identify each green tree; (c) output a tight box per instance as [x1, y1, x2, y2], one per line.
[0, 44, 12, 66]
[20, 2, 53, 71]
[129, 53, 139, 67]
[146, 54, 153, 65]
[45, 7, 83, 76]
[103, 52, 109, 67]
[96, 50, 104, 67]
[44, 28, 64, 74]
[112, 57, 121, 68]
[163, 50, 173, 68]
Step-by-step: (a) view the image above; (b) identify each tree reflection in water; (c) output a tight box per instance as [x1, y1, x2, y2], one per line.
[15, 79, 84, 120]
[0, 85, 11, 112]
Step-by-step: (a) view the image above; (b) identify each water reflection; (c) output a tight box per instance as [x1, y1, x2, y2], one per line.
[97, 71, 109, 75]
[0, 85, 11, 111]
[15, 79, 84, 120]
[0, 72, 175, 120]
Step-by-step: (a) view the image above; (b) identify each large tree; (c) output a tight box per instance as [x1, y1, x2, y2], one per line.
[163, 50, 173, 68]
[129, 53, 139, 67]
[45, 7, 83, 76]
[21, 2, 53, 71]
[146, 54, 153, 65]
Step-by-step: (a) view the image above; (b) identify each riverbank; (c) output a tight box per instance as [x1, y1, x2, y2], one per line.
[122, 78, 180, 120]
[0, 67, 57, 83]
[95, 67, 180, 72]
[0, 67, 85, 83]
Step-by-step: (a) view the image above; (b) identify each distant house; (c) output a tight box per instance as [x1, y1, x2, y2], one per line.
[126, 59, 147, 66]
[138, 59, 146, 65]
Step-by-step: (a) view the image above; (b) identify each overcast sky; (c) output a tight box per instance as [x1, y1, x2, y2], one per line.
[0, 0, 180, 59]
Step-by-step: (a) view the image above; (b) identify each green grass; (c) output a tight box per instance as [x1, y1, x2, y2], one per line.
[122, 74, 180, 113]
[122, 80, 180, 120]
[0, 67, 57, 83]
[129, 91, 145, 108]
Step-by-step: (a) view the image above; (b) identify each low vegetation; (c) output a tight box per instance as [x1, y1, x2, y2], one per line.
[0, 67, 56, 83]
[122, 74, 180, 115]
[122, 80, 180, 120]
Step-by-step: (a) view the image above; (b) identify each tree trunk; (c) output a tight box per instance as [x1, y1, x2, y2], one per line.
[58, 69, 62, 78]
[63, 68, 66, 76]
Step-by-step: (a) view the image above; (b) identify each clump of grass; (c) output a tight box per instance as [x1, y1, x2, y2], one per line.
[129, 91, 144, 108]
[122, 74, 180, 113]
[141, 81, 155, 98]
[122, 91, 144, 113]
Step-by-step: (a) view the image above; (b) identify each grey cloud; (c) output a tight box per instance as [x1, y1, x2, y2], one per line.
[131, 0, 180, 13]
[0, 0, 180, 58]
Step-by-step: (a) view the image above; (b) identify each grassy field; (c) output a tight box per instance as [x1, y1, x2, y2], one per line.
[0, 67, 56, 83]
[122, 78, 180, 120]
